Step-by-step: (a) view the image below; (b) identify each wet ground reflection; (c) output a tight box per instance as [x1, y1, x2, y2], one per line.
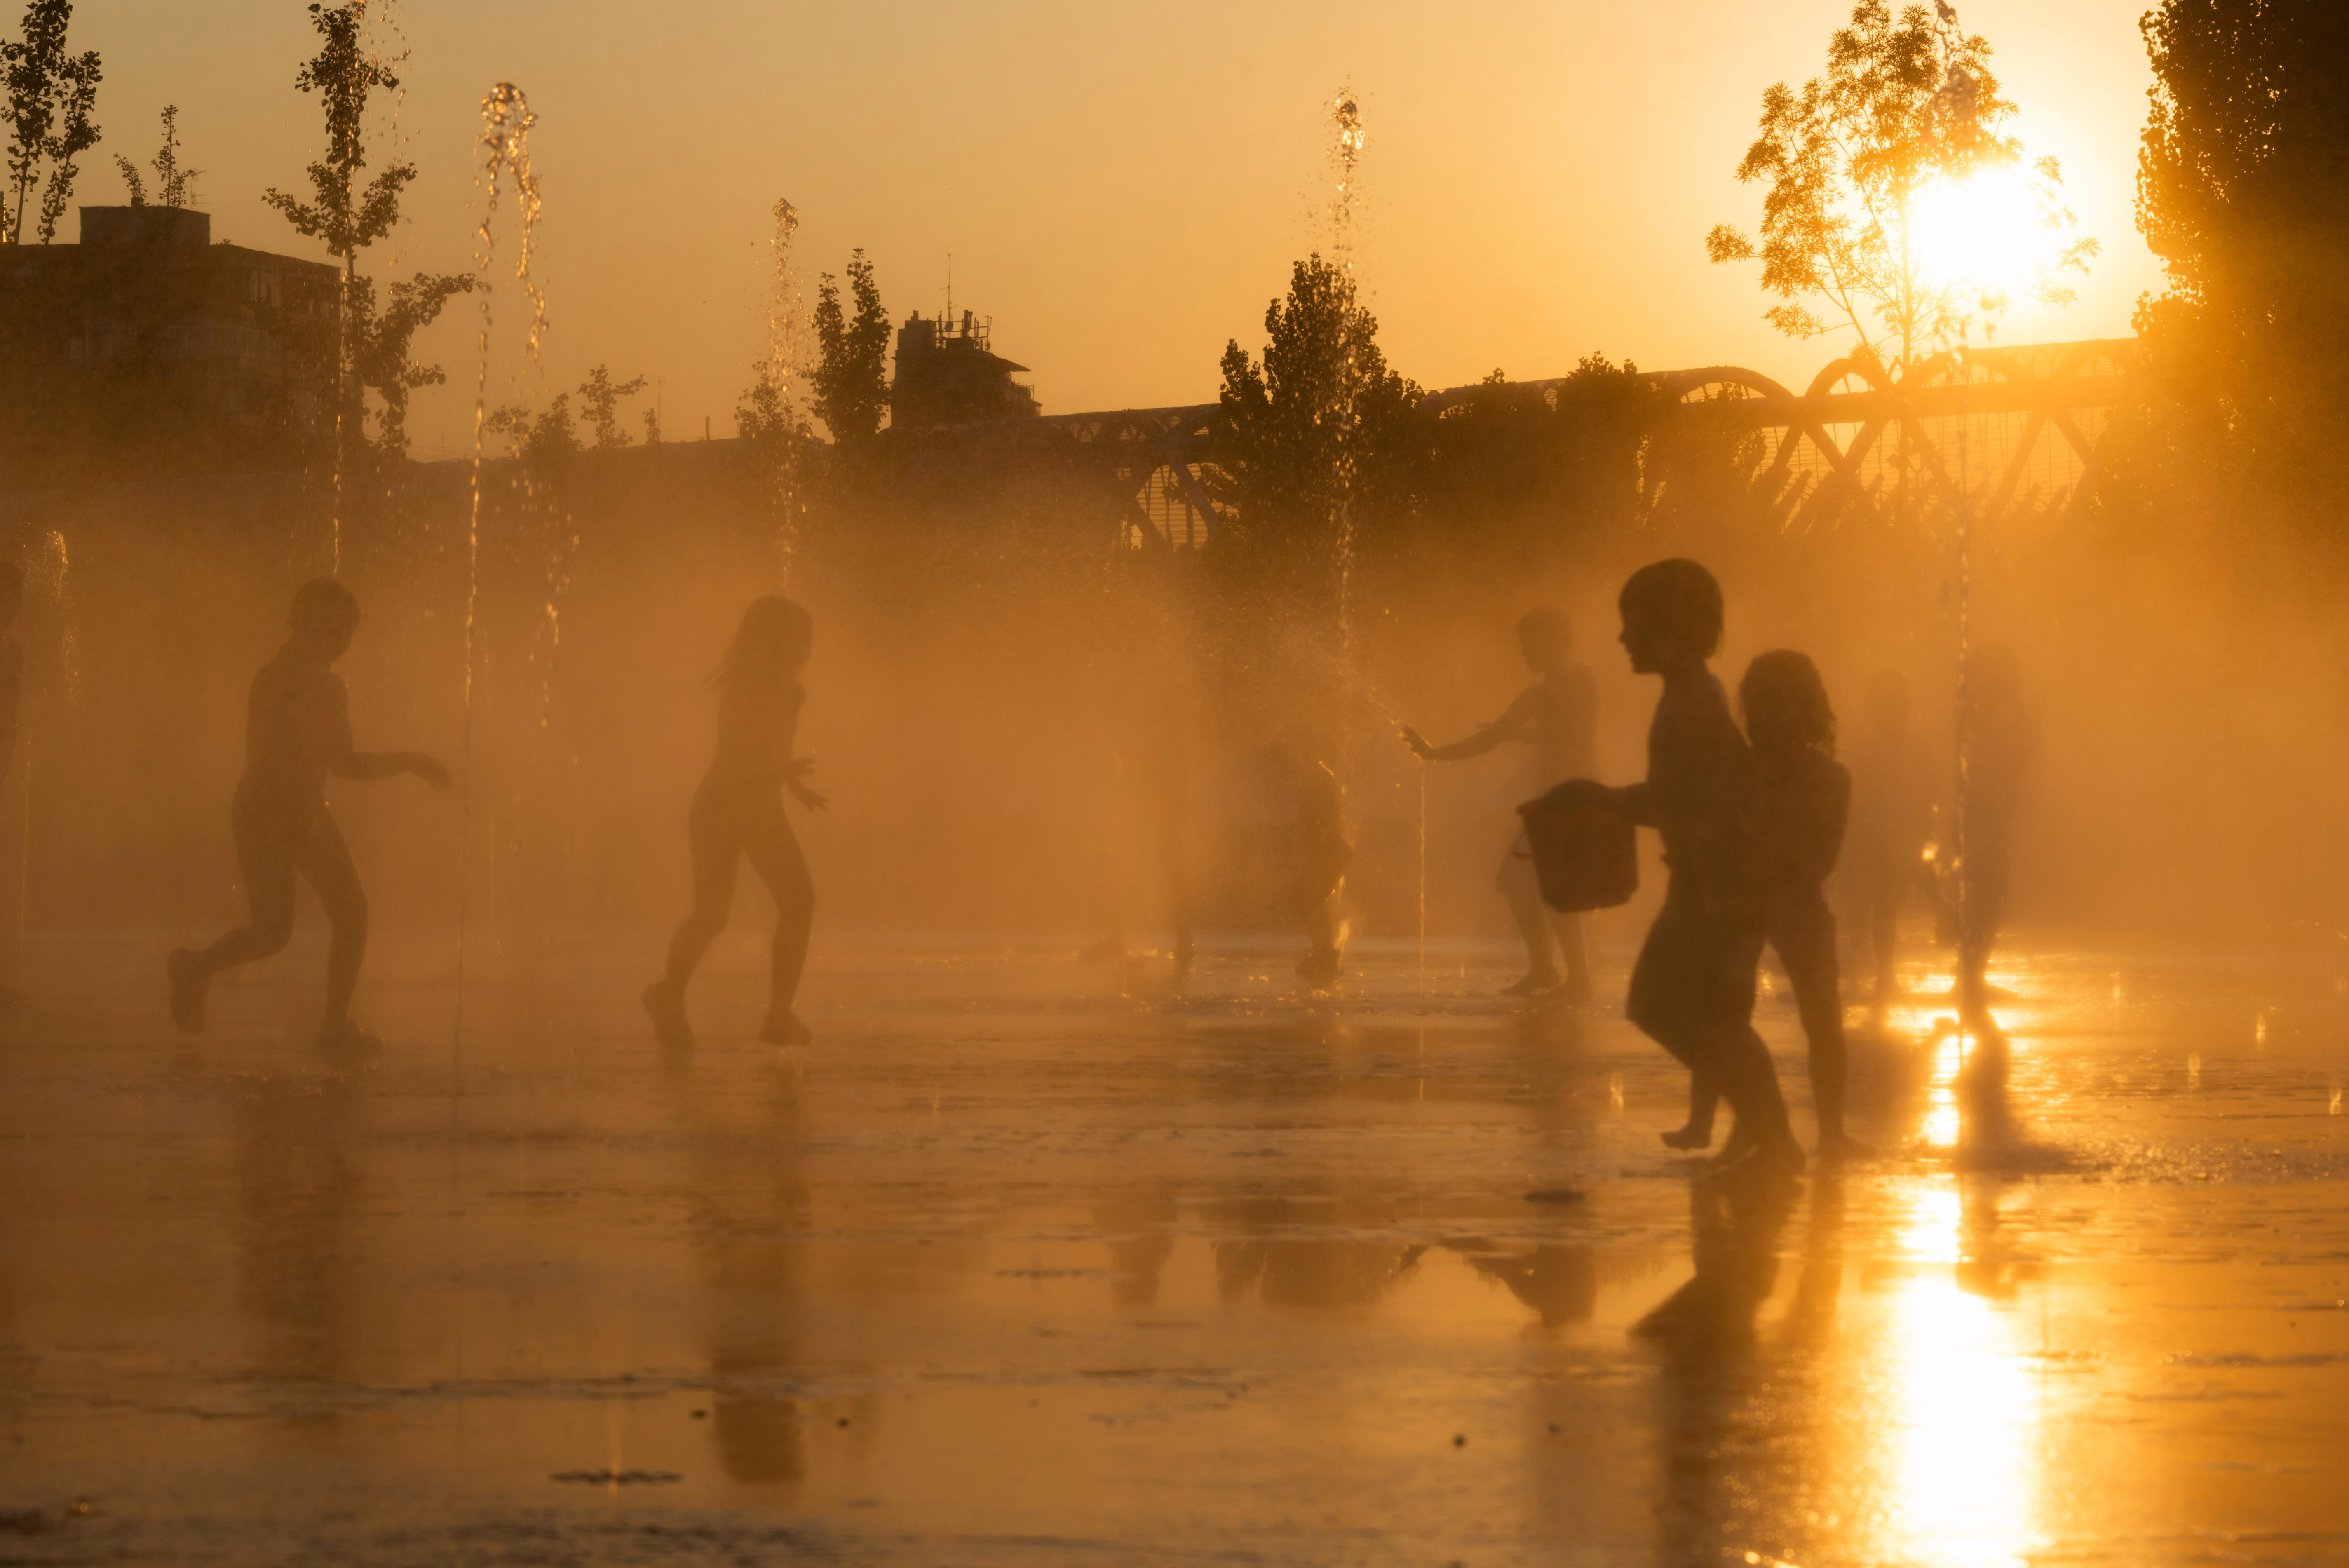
[2, 936, 2347, 1563]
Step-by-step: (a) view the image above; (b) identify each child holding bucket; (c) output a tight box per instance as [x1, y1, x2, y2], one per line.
[1546, 560, 1800, 1176]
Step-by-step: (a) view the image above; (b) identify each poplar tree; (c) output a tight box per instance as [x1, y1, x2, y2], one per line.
[810, 250, 892, 445]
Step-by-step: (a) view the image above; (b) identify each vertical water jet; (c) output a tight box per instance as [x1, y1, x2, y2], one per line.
[460, 82, 545, 1061]
[766, 197, 803, 586]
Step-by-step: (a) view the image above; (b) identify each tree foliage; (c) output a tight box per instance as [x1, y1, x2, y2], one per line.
[115, 103, 196, 209]
[810, 249, 891, 445]
[577, 363, 649, 449]
[2, 0, 99, 245]
[1707, 0, 2092, 370]
[1209, 254, 1420, 601]
[2132, 0, 2349, 500]
[269, 269, 478, 463]
[261, 2, 412, 267]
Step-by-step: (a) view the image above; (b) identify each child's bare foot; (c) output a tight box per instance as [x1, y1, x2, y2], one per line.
[758, 1009, 813, 1046]
[1500, 968, 1563, 998]
[1660, 1123, 1713, 1150]
[167, 950, 207, 1036]
[643, 981, 693, 1049]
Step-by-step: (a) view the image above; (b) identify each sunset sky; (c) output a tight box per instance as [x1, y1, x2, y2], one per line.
[74, 0, 2166, 456]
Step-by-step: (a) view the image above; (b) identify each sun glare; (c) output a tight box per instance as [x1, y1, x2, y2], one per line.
[1911, 165, 2044, 294]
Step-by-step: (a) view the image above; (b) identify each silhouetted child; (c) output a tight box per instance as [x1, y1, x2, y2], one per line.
[168, 579, 451, 1054]
[1269, 737, 1352, 990]
[1844, 670, 1937, 1012]
[1550, 559, 1800, 1175]
[1403, 606, 1600, 999]
[1957, 643, 2036, 1037]
[1669, 652, 1863, 1160]
[645, 596, 825, 1049]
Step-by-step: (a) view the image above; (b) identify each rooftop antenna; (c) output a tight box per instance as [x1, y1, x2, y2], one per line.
[943, 252, 953, 328]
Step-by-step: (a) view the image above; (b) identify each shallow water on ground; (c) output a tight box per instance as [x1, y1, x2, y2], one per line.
[3, 932, 2348, 1565]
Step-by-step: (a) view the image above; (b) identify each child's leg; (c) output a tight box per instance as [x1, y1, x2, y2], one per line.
[1631, 902, 1796, 1167]
[741, 803, 814, 1026]
[192, 804, 300, 975]
[171, 798, 299, 1036]
[1552, 911, 1592, 1000]
[296, 812, 368, 1035]
[660, 789, 742, 994]
[1771, 894, 1852, 1146]
[1663, 1071, 1721, 1149]
[1497, 839, 1562, 990]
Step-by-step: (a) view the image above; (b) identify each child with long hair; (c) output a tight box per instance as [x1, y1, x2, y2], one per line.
[1666, 650, 1861, 1159]
[644, 595, 825, 1047]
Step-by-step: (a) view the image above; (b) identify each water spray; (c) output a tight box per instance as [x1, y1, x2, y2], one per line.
[460, 82, 546, 1069]
[767, 197, 803, 587]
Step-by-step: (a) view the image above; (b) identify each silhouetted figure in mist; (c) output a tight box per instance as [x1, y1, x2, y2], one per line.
[645, 596, 825, 1049]
[1844, 670, 1938, 1013]
[168, 580, 452, 1054]
[1403, 606, 1598, 1000]
[1669, 652, 1863, 1160]
[1268, 737, 1352, 991]
[1550, 560, 1800, 1175]
[1957, 643, 2036, 1040]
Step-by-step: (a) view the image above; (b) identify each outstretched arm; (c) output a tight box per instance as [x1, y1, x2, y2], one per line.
[322, 679, 452, 790]
[1403, 687, 1538, 762]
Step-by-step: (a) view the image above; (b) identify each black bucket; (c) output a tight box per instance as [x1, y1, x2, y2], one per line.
[1515, 793, 1638, 913]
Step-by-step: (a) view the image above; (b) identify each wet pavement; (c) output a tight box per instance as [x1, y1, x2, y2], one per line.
[4, 930, 2348, 1566]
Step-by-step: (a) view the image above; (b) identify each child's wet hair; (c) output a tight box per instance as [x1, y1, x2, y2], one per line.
[1619, 559, 1722, 659]
[1741, 649, 1836, 756]
[289, 577, 360, 637]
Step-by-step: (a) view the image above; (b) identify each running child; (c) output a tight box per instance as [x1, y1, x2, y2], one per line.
[645, 596, 825, 1049]
[168, 579, 452, 1054]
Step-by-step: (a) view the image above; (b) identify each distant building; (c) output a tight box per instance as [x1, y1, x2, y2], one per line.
[0, 206, 337, 481]
[890, 309, 1040, 430]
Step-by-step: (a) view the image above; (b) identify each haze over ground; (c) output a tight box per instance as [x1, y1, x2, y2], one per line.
[77, 0, 2165, 457]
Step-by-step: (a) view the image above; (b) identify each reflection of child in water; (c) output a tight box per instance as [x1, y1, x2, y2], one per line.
[1551, 560, 1801, 1176]
[1670, 651, 1864, 1160]
[645, 596, 826, 1049]
[168, 579, 452, 1054]
[1402, 606, 1599, 1000]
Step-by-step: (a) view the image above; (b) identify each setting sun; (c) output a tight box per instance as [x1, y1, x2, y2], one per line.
[1912, 164, 2050, 295]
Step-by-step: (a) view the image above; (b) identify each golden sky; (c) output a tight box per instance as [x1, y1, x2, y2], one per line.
[78, 0, 2164, 457]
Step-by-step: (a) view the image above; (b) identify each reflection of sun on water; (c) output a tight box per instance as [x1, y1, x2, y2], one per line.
[1889, 1188, 2043, 1567]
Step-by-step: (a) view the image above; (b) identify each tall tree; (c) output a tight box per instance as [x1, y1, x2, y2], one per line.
[810, 249, 891, 445]
[1210, 254, 1420, 602]
[2134, 0, 2349, 498]
[115, 103, 197, 209]
[1, 0, 99, 245]
[1706, 0, 2092, 374]
[263, 2, 467, 470]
